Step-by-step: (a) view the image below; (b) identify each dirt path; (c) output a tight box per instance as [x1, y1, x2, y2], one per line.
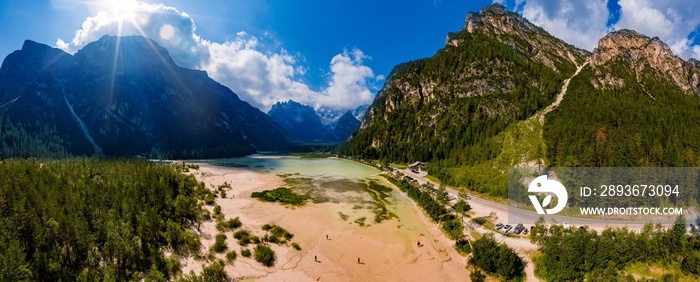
[538, 62, 589, 124]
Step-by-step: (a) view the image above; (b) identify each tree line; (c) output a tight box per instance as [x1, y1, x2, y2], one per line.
[531, 215, 700, 281]
[0, 159, 207, 281]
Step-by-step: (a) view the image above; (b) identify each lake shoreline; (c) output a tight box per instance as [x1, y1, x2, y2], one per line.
[180, 159, 470, 281]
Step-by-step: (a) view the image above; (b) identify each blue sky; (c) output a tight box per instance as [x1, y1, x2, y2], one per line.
[1, 0, 699, 111]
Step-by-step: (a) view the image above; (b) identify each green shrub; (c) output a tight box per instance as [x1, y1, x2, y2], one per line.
[205, 193, 216, 205]
[470, 270, 486, 282]
[233, 230, 250, 239]
[441, 219, 464, 240]
[225, 251, 237, 264]
[211, 234, 228, 253]
[180, 260, 227, 282]
[455, 239, 471, 254]
[200, 209, 211, 221]
[470, 234, 523, 280]
[241, 248, 251, 258]
[291, 242, 301, 251]
[254, 245, 276, 267]
[682, 251, 700, 275]
[216, 217, 242, 232]
[234, 230, 251, 246]
[251, 187, 308, 205]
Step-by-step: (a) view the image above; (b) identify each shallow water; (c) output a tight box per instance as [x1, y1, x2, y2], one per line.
[208, 156, 398, 224]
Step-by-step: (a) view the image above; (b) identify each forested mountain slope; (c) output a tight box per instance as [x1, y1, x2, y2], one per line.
[0, 36, 291, 158]
[344, 4, 700, 197]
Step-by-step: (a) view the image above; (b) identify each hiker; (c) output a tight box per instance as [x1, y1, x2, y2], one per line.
[357, 257, 360, 264]
[315, 255, 318, 262]
[326, 234, 329, 240]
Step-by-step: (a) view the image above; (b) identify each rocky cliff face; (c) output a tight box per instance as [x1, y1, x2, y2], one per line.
[458, 4, 588, 73]
[323, 112, 360, 142]
[591, 29, 700, 95]
[691, 58, 700, 70]
[348, 3, 700, 196]
[349, 3, 576, 163]
[0, 35, 291, 158]
[268, 100, 328, 142]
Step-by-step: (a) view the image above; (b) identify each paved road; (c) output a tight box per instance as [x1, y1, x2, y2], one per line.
[396, 169, 686, 230]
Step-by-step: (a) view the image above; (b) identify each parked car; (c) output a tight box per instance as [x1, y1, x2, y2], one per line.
[494, 223, 504, 230]
[514, 223, 524, 234]
[503, 224, 513, 233]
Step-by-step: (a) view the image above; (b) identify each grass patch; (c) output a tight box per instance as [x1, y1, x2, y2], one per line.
[251, 187, 308, 206]
[289, 153, 332, 158]
[423, 174, 443, 184]
[624, 262, 696, 281]
[390, 163, 408, 169]
[354, 217, 368, 227]
[363, 180, 397, 223]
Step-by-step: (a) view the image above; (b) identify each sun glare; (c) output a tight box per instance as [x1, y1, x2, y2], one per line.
[96, 0, 139, 14]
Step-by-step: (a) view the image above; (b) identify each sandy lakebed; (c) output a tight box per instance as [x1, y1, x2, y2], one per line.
[179, 156, 470, 281]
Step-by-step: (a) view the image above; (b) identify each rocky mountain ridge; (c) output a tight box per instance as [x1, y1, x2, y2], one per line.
[268, 100, 363, 143]
[591, 29, 700, 95]
[346, 3, 700, 198]
[457, 3, 588, 73]
[0, 35, 291, 158]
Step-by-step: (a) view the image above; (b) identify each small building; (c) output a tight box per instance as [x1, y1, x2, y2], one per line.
[408, 161, 425, 172]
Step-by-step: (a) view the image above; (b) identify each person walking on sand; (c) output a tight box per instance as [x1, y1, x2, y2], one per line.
[357, 257, 360, 264]
[315, 255, 318, 262]
[326, 234, 329, 240]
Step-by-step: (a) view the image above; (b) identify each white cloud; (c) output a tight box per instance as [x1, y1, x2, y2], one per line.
[57, 2, 208, 69]
[320, 49, 376, 109]
[507, 0, 700, 59]
[614, 0, 700, 59]
[56, 1, 380, 111]
[519, 0, 610, 51]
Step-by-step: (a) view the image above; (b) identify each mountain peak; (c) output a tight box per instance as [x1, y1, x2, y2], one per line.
[268, 100, 327, 142]
[21, 40, 50, 51]
[592, 29, 700, 95]
[456, 3, 587, 73]
[0, 35, 291, 157]
[464, 3, 535, 34]
[593, 29, 671, 62]
[75, 35, 177, 70]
